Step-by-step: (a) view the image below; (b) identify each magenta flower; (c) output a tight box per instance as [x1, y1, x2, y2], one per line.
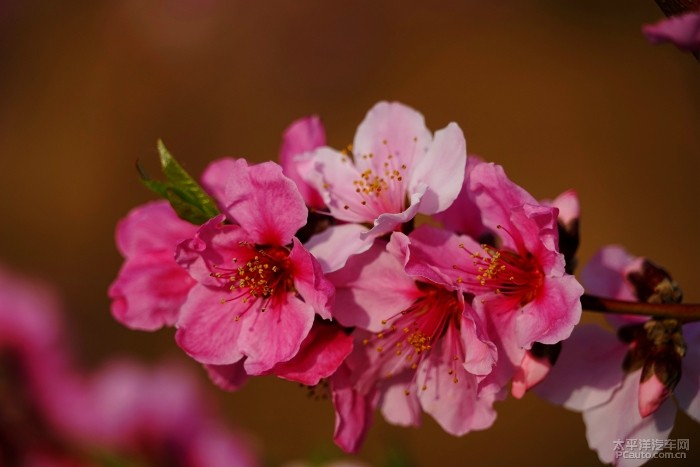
[445, 162, 583, 390]
[109, 200, 198, 330]
[536, 246, 699, 466]
[0, 266, 94, 465]
[80, 360, 258, 467]
[174, 159, 335, 376]
[305, 101, 466, 271]
[643, 11, 700, 52]
[279, 115, 327, 210]
[328, 229, 499, 452]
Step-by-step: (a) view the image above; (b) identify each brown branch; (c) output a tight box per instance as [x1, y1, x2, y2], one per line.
[581, 294, 700, 323]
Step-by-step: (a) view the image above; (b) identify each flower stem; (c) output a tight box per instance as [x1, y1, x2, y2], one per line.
[582, 294, 700, 323]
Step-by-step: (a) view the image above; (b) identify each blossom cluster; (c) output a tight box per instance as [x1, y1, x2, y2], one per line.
[110, 101, 699, 466]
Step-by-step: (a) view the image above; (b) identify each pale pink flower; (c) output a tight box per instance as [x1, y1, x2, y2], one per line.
[328, 229, 498, 452]
[643, 11, 700, 52]
[109, 200, 197, 330]
[305, 101, 466, 271]
[536, 246, 700, 467]
[445, 162, 583, 391]
[174, 159, 336, 376]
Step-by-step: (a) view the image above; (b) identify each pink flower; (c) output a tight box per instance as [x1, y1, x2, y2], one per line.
[327, 229, 499, 452]
[79, 360, 259, 467]
[174, 159, 336, 376]
[109, 200, 198, 330]
[446, 162, 583, 390]
[305, 101, 466, 271]
[0, 266, 93, 465]
[643, 11, 700, 52]
[535, 246, 699, 466]
[279, 115, 327, 210]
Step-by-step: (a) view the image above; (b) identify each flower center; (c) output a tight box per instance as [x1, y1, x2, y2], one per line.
[211, 243, 292, 314]
[455, 241, 544, 305]
[362, 284, 463, 394]
[333, 139, 415, 218]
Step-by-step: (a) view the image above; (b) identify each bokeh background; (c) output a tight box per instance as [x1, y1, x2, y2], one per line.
[1, 1, 699, 465]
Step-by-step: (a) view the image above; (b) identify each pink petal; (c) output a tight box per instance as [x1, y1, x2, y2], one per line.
[583, 370, 675, 466]
[378, 373, 422, 427]
[417, 325, 497, 435]
[270, 320, 353, 386]
[360, 184, 426, 239]
[551, 189, 580, 228]
[115, 200, 197, 258]
[201, 158, 247, 212]
[393, 226, 478, 289]
[310, 147, 373, 223]
[109, 252, 195, 330]
[581, 246, 638, 301]
[515, 273, 583, 346]
[279, 115, 326, 210]
[432, 155, 491, 239]
[534, 325, 628, 412]
[331, 363, 377, 454]
[352, 101, 432, 177]
[468, 162, 539, 250]
[175, 284, 247, 365]
[305, 224, 372, 273]
[205, 361, 249, 392]
[238, 294, 315, 375]
[409, 122, 467, 215]
[223, 160, 307, 245]
[176, 216, 249, 286]
[642, 11, 700, 51]
[328, 242, 420, 331]
[511, 350, 553, 400]
[288, 237, 335, 320]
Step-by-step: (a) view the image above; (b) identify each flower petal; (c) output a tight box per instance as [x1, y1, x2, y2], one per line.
[409, 122, 467, 215]
[583, 370, 675, 466]
[534, 324, 628, 412]
[279, 115, 326, 209]
[305, 224, 372, 273]
[270, 320, 353, 386]
[328, 242, 420, 331]
[223, 160, 307, 245]
[115, 200, 197, 258]
[642, 11, 700, 52]
[352, 101, 432, 177]
[175, 284, 246, 365]
[289, 237, 335, 320]
[239, 294, 315, 375]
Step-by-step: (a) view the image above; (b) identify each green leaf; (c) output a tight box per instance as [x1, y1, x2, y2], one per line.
[136, 140, 220, 225]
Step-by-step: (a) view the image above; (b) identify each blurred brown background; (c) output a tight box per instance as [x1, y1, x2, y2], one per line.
[1, 1, 698, 465]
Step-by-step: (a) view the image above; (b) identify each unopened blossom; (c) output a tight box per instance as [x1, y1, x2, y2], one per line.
[536, 246, 700, 467]
[305, 101, 466, 271]
[328, 230, 498, 452]
[438, 161, 582, 391]
[175, 159, 336, 376]
[109, 200, 197, 330]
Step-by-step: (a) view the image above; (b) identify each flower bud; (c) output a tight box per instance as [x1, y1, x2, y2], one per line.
[512, 342, 562, 399]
